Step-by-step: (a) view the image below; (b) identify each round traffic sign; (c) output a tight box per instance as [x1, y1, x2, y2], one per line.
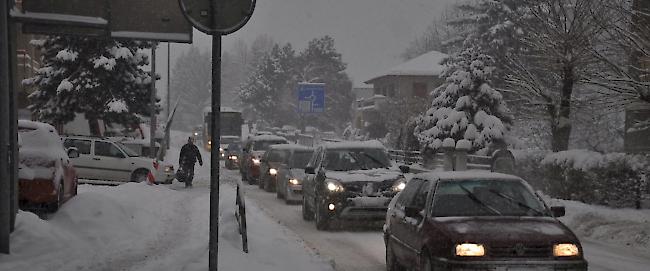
[179, 0, 256, 35]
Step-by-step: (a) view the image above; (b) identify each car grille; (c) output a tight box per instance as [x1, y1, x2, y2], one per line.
[489, 244, 551, 258]
[342, 180, 395, 195]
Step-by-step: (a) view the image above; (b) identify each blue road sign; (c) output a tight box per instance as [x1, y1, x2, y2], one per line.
[297, 83, 325, 113]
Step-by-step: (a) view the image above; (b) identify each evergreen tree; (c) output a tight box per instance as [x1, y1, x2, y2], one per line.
[297, 36, 353, 131]
[414, 46, 512, 154]
[24, 36, 156, 134]
[239, 43, 297, 127]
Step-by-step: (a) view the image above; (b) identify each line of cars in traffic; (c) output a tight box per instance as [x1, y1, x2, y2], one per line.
[234, 134, 588, 270]
[18, 120, 175, 213]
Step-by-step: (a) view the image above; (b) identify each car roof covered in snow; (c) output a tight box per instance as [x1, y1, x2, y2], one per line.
[248, 134, 288, 142]
[268, 144, 313, 151]
[18, 119, 57, 133]
[415, 170, 522, 182]
[323, 140, 386, 150]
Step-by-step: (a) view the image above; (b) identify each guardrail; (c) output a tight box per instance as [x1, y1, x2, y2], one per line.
[235, 178, 249, 253]
[388, 149, 423, 165]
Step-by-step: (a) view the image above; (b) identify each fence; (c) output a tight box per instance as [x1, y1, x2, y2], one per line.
[388, 149, 423, 165]
[235, 178, 248, 253]
[389, 148, 515, 174]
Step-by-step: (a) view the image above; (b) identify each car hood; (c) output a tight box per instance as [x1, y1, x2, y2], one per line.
[435, 216, 579, 244]
[326, 168, 403, 183]
[289, 168, 307, 180]
[130, 156, 154, 167]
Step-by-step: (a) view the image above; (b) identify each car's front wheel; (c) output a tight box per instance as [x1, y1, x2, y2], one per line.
[419, 249, 433, 271]
[386, 241, 406, 271]
[131, 169, 149, 183]
[301, 195, 314, 221]
[315, 197, 331, 231]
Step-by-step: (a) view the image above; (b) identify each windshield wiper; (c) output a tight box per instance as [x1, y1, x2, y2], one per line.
[488, 189, 546, 216]
[458, 184, 502, 216]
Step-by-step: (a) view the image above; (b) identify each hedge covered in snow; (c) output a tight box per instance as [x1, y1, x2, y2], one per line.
[513, 149, 649, 208]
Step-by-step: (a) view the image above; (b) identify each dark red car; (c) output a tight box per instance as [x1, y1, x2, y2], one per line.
[384, 171, 587, 271]
[18, 120, 78, 212]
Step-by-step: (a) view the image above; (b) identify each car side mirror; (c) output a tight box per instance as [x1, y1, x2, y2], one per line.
[67, 148, 80, 159]
[405, 206, 422, 218]
[305, 166, 315, 174]
[399, 165, 411, 174]
[550, 206, 565, 217]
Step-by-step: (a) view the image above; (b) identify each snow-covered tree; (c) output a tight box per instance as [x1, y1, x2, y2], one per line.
[415, 46, 512, 153]
[505, 0, 615, 151]
[25, 36, 156, 135]
[297, 36, 354, 131]
[239, 43, 297, 127]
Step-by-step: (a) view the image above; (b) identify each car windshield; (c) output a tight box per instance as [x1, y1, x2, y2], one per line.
[115, 142, 140, 157]
[221, 137, 239, 144]
[227, 143, 241, 152]
[290, 150, 314, 168]
[253, 140, 287, 151]
[431, 179, 548, 217]
[323, 148, 391, 171]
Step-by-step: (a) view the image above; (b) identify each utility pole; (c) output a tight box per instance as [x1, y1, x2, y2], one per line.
[1, 0, 12, 254]
[150, 45, 157, 159]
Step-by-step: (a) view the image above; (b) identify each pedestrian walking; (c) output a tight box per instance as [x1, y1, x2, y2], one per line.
[179, 137, 203, 188]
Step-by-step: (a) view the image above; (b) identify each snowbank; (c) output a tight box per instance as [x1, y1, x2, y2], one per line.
[1, 166, 333, 271]
[0, 183, 183, 271]
[546, 198, 650, 253]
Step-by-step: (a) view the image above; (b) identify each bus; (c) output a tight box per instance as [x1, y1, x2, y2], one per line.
[202, 107, 244, 151]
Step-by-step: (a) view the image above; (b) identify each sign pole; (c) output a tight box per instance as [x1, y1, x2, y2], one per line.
[209, 34, 221, 271]
[150, 45, 157, 159]
[0, 0, 12, 254]
[166, 42, 171, 150]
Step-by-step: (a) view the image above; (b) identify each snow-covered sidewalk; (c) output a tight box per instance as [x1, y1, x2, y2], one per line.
[0, 180, 333, 271]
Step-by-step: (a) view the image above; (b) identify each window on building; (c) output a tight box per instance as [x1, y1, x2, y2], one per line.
[413, 82, 428, 97]
[387, 84, 396, 97]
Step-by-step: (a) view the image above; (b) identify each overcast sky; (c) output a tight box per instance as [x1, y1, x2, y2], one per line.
[156, 0, 454, 97]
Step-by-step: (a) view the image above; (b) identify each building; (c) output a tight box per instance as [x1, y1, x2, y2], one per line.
[364, 50, 447, 98]
[351, 51, 447, 131]
[13, 1, 42, 118]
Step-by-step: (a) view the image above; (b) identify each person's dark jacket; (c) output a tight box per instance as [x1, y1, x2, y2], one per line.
[180, 143, 203, 166]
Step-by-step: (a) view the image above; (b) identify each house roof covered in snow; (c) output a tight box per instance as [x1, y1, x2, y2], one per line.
[364, 50, 448, 84]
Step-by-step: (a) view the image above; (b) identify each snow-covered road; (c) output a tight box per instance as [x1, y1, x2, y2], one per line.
[238, 165, 650, 271]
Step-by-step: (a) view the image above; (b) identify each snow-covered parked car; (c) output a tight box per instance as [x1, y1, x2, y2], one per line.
[62, 136, 161, 184]
[18, 120, 78, 212]
[116, 137, 175, 184]
[301, 140, 410, 230]
[384, 171, 587, 271]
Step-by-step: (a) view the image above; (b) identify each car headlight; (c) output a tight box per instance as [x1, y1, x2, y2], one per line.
[164, 165, 174, 173]
[269, 168, 278, 175]
[229, 155, 238, 160]
[392, 178, 407, 192]
[208, 140, 212, 145]
[252, 158, 261, 165]
[325, 179, 344, 192]
[553, 243, 579, 257]
[455, 243, 485, 257]
[219, 147, 223, 152]
[289, 178, 300, 185]
[194, 132, 198, 136]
